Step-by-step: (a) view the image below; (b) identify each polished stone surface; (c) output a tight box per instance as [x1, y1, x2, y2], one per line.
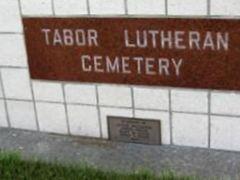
[23, 17, 240, 91]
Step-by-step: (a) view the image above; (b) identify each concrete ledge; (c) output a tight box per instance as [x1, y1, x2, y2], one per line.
[0, 127, 239, 179]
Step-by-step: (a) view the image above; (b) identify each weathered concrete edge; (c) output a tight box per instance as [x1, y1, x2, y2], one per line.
[0, 127, 239, 179]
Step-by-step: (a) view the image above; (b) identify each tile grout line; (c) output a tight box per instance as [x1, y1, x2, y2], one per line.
[207, 0, 211, 16]
[13, 77, 240, 96]
[124, 0, 134, 117]
[165, 0, 168, 16]
[25, 57, 40, 131]
[166, 0, 171, 145]
[17, 0, 40, 131]
[20, 14, 240, 18]
[62, 83, 71, 135]
[51, 0, 56, 16]
[2, 96, 240, 118]
[86, 0, 103, 138]
[207, 0, 211, 148]
[124, 0, 128, 15]
[0, 69, 11, 127]
[0, 66, 27, 69]
[0, 32, 23, 35]
[169, 89, 173, 145]
[131, 87, 135, 117]
[96, 85, 103, 138]
[86, 0, 91, 15]
[207, 91, 211, 148]
[52, 1, 71, 135]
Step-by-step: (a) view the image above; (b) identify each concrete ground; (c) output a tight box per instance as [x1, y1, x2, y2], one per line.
[0, 127, 239, 179]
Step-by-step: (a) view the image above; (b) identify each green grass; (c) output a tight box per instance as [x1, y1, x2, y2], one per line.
[0, 151, 195, 180]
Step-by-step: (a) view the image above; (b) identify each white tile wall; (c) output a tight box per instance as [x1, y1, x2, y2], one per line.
[0, 100, 8, 127]
[89, 0, 125, 15]
[0, 35, 27, 67]
[0, 0, 240, 152]
[67, 105, 100, 137]
[134, 87, 169, 110]
[98, 85, 132, 107]
[0, 0, 22, 32]
[168, 0, 207, 15]
[172, 113, 208, 148]
[36, 102, 68, 134]
[211, 92, 240, 116]
[135, 110, 170, 144]
[1, 68, 32, 100]
[100, 107, 133, 138]
[54, 0, 88, 15]
[7, 100, 37, 130]
[65, 84, 97, 105]
[211, 0, 240, 16]
[20, 0, 53, 16]
[172, 89, 208, 113]
[33, 81, 64, 102]
[128, 0, 165, 15]
[211, 116, 240, 151]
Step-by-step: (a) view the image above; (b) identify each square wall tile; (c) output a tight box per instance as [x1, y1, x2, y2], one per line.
[211, 116, 240, 151]
[100, 107, 133, 138]
[128, 0, 165, 15]
[89, 0, 125, 15]
[36, 102, 68, 134]
[65, 84, 97, 105]
[135, 110, 170, 144]
[0, 35, 27, 67]
[0, 0, 22, 32]
[1, 68, 32, 100]
[134, 87, 169, 110]
[172, 113, 208, 148]
[33, 81, 64, 102]
[168, 0, 207, 15]
[212, 92, 240, 116]
[20, 0, 53, 15]
[98, 85, 132, 107]
[211, 0, 240, 15]
[172, 89, 208, 113]
[0, 100, 8, 127]
[7, 100, 37, 130]
[54, 0, 88, 15]
[67, 105, 100, 137]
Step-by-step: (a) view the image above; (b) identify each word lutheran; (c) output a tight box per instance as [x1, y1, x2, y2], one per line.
[23, 18, 240, 90]
[124, 30, 229, 51]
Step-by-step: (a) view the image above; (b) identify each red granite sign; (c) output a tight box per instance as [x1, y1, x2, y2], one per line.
[23, 17, 240, 90]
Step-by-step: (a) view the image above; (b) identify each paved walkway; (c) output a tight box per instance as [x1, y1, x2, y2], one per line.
[0, 127, 239, 179]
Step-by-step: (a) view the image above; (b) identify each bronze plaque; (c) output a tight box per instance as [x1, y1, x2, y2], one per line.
[23, 17, 240, 90]
[107, 116, 161, 145]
